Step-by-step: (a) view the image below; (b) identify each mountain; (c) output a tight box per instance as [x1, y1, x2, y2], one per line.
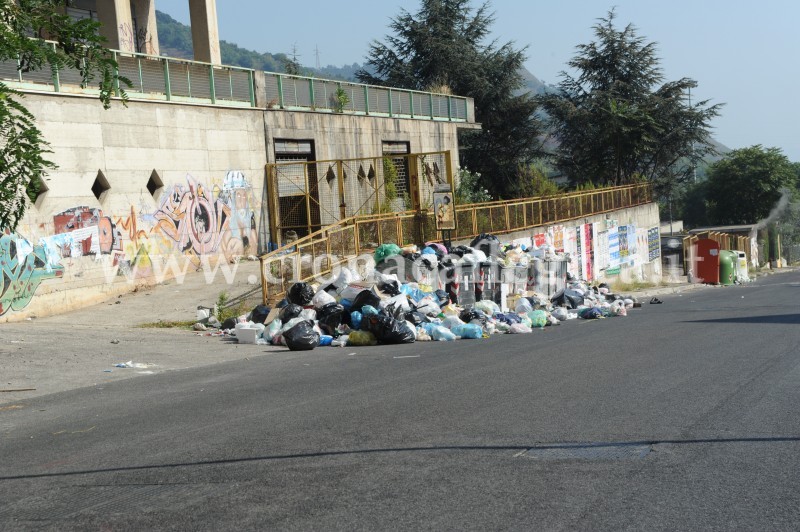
[156, 11, 358, 80]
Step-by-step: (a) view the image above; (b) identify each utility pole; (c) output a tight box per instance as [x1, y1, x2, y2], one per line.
[688, 86, 697, 183]
[315, 45, 320, 70]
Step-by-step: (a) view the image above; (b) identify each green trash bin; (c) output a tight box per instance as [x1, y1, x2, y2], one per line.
[719, 250, 737, 286]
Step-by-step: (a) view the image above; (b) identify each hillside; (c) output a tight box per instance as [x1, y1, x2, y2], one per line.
[155, 11, 359, 80]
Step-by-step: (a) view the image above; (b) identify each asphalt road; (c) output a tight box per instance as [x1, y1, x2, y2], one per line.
[2, 272, 800, 530]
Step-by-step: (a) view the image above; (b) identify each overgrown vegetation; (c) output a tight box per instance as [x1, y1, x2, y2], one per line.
[215, 291, 248, 323]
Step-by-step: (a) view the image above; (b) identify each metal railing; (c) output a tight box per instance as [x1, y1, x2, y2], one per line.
[1, 41, 475, 121]
[0, 41, 257, 107]
[260, 182, 653, 302]
[263, 72, 471, 121]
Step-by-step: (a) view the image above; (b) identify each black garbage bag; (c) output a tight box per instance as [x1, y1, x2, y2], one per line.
[351, 289, 381, 312]
[383, 299, 410, 321]
[362, 314, 415, 344]
[550, 288, 583, 309]
[470, 233, 501, 257]
[459, 308, 487, 325]
[287, 282, 314, 306]
[283, 320, 320, 351]
[449, 245, 472, 257]
[405, 311, 430, 326]
[222, 317, 238, 330]
[250, 304, 271, 324]
[317, 303, 345, 335]
[433, 289, 450, 307]
[279, 303, 303, 322]
[377, 280, 401, 296]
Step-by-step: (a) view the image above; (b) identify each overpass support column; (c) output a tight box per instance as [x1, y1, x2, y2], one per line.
[188, 0, 222, 64]
[131, 0, 160, 55]
[96, 0, 136, 53]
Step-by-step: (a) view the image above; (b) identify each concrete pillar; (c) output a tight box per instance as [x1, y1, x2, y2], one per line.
[188, 0, 222, 64]
[131, 0, 160, 55]
[95, 0, 136, 53]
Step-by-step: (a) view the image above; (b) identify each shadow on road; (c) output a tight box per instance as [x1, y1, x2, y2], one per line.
[684, 314, 800, 325]
[3, 436, 800, 481]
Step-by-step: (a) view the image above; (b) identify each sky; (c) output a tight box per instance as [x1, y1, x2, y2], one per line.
[156, 0, 800, 161]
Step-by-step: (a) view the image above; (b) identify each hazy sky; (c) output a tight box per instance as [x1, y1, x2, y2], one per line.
[156, 0, 800, 161]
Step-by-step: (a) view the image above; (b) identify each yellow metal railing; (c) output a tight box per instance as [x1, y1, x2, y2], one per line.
[260, 183, 653, 303]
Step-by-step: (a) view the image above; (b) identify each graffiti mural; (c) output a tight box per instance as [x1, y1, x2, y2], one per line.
[153, 173, 257, 263]
[219, 171, 258, 257]
[52, 206, 123, 258]
[2, 170, 259, 317]
[153, 175, 232, 261]
[0, 233, 64, 316]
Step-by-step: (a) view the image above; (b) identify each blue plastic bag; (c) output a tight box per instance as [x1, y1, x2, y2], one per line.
[350, 311, 363, 330]
[451, 323, 483, 339]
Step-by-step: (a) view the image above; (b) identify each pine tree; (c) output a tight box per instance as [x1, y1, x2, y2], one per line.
[357, 0, 544, 198]
[539, 9, 721, 194]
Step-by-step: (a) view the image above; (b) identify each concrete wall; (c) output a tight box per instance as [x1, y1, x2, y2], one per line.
[1, 93, 468, 322]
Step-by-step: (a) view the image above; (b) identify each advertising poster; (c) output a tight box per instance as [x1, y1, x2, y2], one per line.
[596, 230, 609, 272]
[433, 191, 455, 231]
[553, 225, 565, 253]
[534, 233, 547, 248]
[627, 223, 638, 263]
[607, 226, 620, 275]
[648, 226, 660, 262]
[582, 223, 595, 282]
[565, 226, 579, 279]
[618, 225, 630, 264]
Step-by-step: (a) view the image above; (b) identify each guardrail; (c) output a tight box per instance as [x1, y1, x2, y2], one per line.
[260, 183, 653, 302]
[0, 41, 256, 107]
[262, 72, 470, 121]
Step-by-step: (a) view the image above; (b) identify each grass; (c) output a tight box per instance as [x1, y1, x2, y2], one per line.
[137, 320, 197, 329]
[608, 279, 666, 293]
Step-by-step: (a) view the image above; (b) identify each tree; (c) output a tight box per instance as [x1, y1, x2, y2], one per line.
[1, 0, 129, 231]
[356, 0, 544, 198]
[705, 145, 797, 225]
[539, 9, 721, 195]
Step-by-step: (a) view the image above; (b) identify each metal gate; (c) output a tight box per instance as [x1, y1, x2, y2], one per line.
[266, 151, 452, 247]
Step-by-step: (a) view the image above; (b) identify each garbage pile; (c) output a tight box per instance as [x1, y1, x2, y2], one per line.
[205, 234, 645, 351]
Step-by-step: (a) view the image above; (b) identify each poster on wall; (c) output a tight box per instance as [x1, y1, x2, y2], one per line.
[534, 233, 547, 248]
[648, 227, 660, 262]
[618, 225, 630, 264]
[433, 191, 455, 231]
[596, 230, 609, 272]
[627, 223, 638, 264]
[565, 226, 580, 279]
[553, 225, 565, 253]
[607, 226, 621, 275]
[581, 223, 595, 282]
[575, 225, 583, 279]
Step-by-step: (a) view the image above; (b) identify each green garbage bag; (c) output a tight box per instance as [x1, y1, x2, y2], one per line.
[374, 243, 402, 264]
[528, 309, 548, 328]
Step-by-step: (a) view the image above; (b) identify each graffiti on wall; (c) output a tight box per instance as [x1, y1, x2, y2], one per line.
[0, 233, 64, 316]
[1, 171, 259, 317]
[153, 172, 258, 263]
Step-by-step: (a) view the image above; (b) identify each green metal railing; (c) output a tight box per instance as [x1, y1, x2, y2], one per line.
[0, 41, 256, 107]
[263, 73, 470, 121]
[1, 41, 475, 121]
